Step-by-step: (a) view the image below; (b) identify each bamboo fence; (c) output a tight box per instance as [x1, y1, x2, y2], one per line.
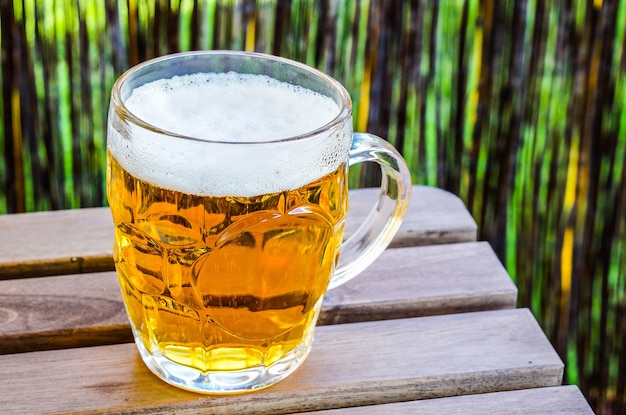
[1, 0, 625, 413]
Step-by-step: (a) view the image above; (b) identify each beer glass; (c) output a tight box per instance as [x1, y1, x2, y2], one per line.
[106, 51, 411, 394]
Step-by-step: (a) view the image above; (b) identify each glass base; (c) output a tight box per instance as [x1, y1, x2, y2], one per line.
[133, 335, 313, 394]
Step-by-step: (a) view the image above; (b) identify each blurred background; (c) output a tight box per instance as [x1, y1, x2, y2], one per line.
[0, 1, 624, 413]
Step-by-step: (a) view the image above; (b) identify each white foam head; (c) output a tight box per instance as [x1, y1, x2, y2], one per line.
[107, 72, 353, 197]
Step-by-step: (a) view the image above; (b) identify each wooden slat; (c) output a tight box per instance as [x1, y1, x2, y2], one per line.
[343, 185, 477, 247]
[0, 309, 563, 415]
[0, 207, 114, 279]
[0, 185, 477, 279]
[0, 241, 516, 354]
[296, 386, 594, 414]
[319, 241, 516, 324]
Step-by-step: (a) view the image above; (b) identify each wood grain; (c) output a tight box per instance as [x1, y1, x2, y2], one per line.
[0, 241, 516, 354]
[296, 386, 594, 414]
[0, 309, 563, 415]
[0, 185, 477, 279]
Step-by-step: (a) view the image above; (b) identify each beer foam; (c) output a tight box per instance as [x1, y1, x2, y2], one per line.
[108, 72, 353, 197]
[124, 73, 340, 142]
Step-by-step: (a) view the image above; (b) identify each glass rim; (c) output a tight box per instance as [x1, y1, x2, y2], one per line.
[110, 50, 353, 145]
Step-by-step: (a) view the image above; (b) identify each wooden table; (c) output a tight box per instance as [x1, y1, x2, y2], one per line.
[0, 186, 594, 414]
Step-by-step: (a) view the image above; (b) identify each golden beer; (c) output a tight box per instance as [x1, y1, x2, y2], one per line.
[107, 152, 348, 374]
[107, 51, 411, 393]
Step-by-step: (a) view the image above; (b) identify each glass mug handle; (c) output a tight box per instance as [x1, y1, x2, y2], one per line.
[328, 132, 412, 290]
